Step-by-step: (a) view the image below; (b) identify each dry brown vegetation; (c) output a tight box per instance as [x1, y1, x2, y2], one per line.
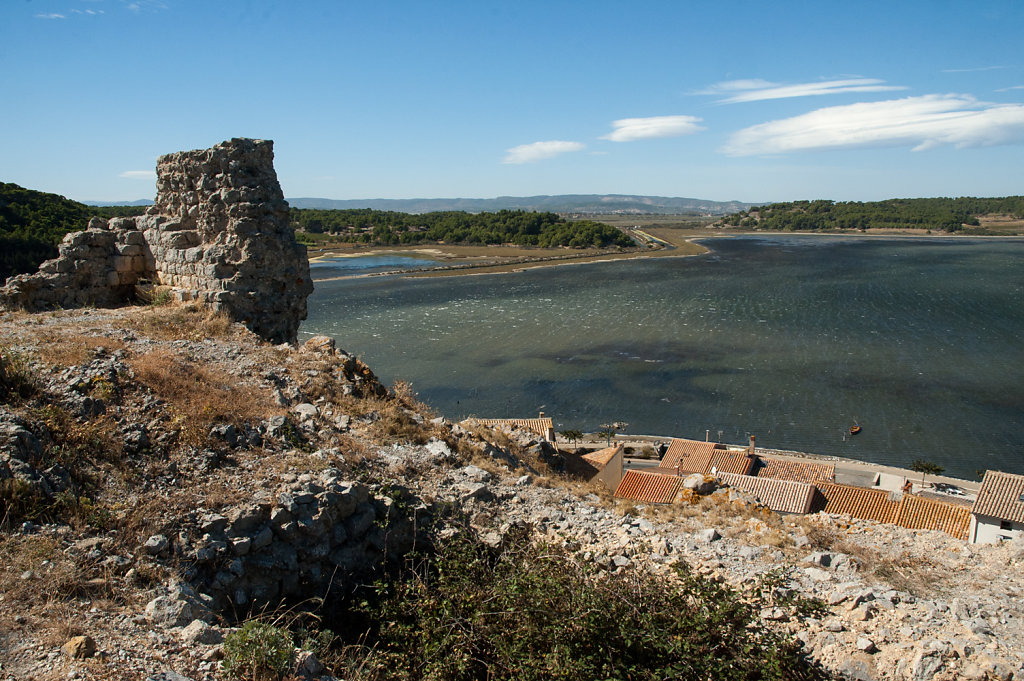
[129, 348, 279, 446]
[31, 331, 127, 368]
[790, 515, 952, 597]
[124, 303, 240, 342]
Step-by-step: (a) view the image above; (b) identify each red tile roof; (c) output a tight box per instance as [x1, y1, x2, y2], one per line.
[812, 483, 898, 524]
[710, 451, 756, 476]
[658, 438, 723, 475]
[659, 438, 720, 471]
[893, 494, 971, 540]
[756, 457, 835, 484]
[613, 470, 682, 504]
[717, 472, 817, 514]
[581, 444, 622, 469]
[972, 470, 1024, 524]
[475, 417, 554, 440]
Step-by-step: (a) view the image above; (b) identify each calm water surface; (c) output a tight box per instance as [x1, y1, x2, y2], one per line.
[302, 236, 1024, 479]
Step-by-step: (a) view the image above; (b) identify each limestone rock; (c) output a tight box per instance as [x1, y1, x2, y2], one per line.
[179, 619, 223, 645]
[62, 634, 97, 659]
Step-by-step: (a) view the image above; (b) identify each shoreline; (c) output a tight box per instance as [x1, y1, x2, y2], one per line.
[307, 229, 1024, 281]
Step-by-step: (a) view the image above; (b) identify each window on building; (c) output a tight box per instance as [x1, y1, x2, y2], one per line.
[1000, 520, 1013, 531]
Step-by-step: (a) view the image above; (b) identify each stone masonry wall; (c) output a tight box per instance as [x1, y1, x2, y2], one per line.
[0, 138, 313, 344]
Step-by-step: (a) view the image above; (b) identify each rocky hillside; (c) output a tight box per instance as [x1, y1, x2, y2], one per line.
[1, 304, 1022, 681]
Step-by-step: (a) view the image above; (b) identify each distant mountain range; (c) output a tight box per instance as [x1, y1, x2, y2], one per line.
[286, 194, 755, 215]
[83, 194, 755, 215]
[82, 199, 154, 207]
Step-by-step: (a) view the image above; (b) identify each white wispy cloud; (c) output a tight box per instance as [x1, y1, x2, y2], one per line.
[125, 0, 168, 12]
[35, 13, 66, 19]
[71, 9, 105, 15]
[502, 141, 584, 164]
[722, 94, 1024, 156]
[693, 79, 778, 95]
[601, 115, 704, 142]
[943, 65, 1008, 73]
[708, 78, 906, 104]
[120, 170, 157, 179]
[996, 85, 1024, 92]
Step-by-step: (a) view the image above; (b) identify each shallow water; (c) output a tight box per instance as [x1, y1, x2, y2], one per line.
[310, 253, 442, 277]
[302, 236, 1024, 479]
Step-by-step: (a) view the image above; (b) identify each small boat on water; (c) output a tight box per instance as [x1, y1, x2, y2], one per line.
[849, 423, 862, 436]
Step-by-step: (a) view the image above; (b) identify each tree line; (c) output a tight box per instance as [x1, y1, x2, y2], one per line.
[720, 196, 1024, 232]
[291, 208, 634, 248]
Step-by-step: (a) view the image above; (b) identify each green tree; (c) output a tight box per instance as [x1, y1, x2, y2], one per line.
[909, 459, 945, 487]
[558, 429, 583, 452]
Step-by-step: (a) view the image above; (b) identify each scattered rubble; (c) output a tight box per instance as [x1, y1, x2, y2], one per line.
[1, 306, 1022, 681]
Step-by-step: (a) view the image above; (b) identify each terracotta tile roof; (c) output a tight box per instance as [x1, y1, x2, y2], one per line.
[613, 470, 682, 504]
[476, 417, 554, 440]
[581, 444, 623, 469]
[812, 483, 898, 524]
[756, 457, 835, 484]
[972, 470, 1024, 524]
[710, 451, 756, 476]
[893, 494, 971, 540]
[717, 472, 817, 514]
[658, 438, 722, 475]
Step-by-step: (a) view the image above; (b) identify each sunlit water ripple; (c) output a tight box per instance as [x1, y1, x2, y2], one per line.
[303, 236, 1024, 479]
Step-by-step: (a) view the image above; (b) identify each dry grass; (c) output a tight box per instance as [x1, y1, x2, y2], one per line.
[788, 516, 952, 596]
[323, 380, 446, 446]
[124, 302, 241, 342]
[129, 348, 279, 446]
[30, 331, 127, 368]
[646, 492, 787, 542]
[0, 534, 125, 614]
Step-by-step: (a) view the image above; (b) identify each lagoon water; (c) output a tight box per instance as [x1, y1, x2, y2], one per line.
[303, 236, 1024, 479]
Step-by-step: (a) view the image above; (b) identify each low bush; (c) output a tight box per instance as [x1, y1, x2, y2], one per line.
[348, 529, 828, 680]
[222, 620, 295, 681]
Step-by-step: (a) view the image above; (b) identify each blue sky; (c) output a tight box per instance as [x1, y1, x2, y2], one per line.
[2, 0, 1023, 203]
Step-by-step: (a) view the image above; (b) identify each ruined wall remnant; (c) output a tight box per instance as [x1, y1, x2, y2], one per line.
[0, 138, 313, 344]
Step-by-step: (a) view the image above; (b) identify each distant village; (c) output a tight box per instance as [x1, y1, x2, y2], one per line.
[478, 416, 1024, 546]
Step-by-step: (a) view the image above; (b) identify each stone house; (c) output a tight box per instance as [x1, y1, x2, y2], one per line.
[969, 470, 1024, 544]
[580, 444, 624, 492]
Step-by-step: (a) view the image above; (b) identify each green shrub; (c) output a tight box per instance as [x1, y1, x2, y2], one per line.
[0, 348, 36, 402]
[352, 530, 827, 680]
[222, 621, 294, 681]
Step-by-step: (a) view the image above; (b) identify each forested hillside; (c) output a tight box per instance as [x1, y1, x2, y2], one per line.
[292, 208, 634, 248]
[721, 197, 1024, 232]
[0, 183, 145, 279]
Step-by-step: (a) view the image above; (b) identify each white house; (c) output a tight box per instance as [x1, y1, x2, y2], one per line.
[969, 470, 1024, 544]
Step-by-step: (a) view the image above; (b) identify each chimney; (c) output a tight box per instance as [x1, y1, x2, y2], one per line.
[748, 435, 756, 456]
[539, 411, 545, 418]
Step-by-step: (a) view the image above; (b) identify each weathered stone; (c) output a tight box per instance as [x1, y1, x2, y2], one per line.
[144, 534, 169, 555]
[179, 619, 223, 645]
[62, 635, 97, 659]
[695, 528, 721, 543]
[856, 637, 877, 653]
[293, 403, 318, 421]
[909, 649, 944, 680]
[682, 473, 717, 495]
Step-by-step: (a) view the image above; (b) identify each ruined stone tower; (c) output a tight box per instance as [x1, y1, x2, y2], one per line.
[0, 139, 313, 344]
